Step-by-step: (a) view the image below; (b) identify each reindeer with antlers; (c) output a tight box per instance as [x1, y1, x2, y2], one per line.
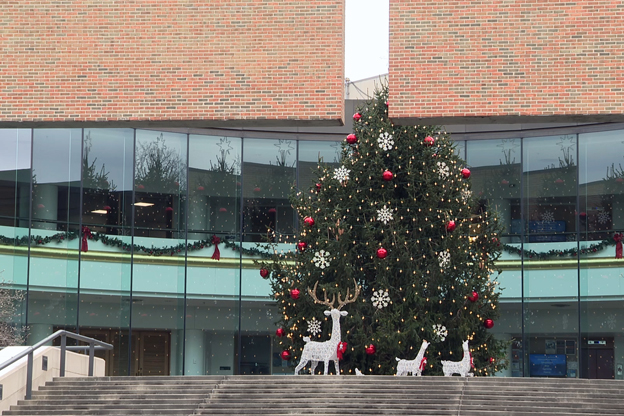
[294, 279, 360, 375]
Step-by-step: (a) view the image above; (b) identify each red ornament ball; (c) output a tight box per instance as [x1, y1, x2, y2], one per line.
[304, 217, 315, 227]
[197, 186, 205, 191]
[461, 168, 471, 179]
[446, 220, 456, 232]
[297, 242, 307, 252]
[280, 350, 292, 360]
[259, 268, 269, 278]
[165, 207, 174, 212]
[616, 178, 624, 183]
[554, 178, 565, 185]
[501, 179, 509, 185]
[315, 183, 322, 191]
[377, 247, 388, 259]
[484, 319, 495, 329]
[275, 328, 285, 337]
[103, 205, 112, 212]
[382, 170, 394, 181]
[268, 208, 277, 214]
[253, 187, 261, 193]
[579, 212, 587, 219]
[346, 134, 358, 144]
[424, 136, 435, 146]
[37, 204, 45, 209]
[219, 207, 228, 213]
[468, 291, 479, 302]
[353, 112, 362, 121]
[290, 288, 300, 300]
[365, 344, 376, 355]
[136, 184, 145, 189]
[489, 357, 496, 364]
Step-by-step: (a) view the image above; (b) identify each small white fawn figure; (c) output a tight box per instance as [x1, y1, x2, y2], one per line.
[395, 340, 430, 376]
[441, 339, 474, 377]
[294, 279, 360, 375]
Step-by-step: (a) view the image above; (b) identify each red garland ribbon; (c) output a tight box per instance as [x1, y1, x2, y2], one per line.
[81, 226, 92, 253]
[419, 357, 427, 371]
[469, 352, 475, 369]
[337, 342, 347, 360]
[211, 235, 221, 260]
[615, 233, 623, 259]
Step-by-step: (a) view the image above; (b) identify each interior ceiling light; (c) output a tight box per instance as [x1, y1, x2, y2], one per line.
[91, 209, 109, 214]
[133, 202, 154, 207]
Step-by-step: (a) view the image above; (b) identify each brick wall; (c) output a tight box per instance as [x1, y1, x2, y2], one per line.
[0, 1, 344, 127]
[389, 0, 624, 124]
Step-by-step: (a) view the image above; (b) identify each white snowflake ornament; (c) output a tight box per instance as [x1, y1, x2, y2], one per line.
[461, 189, 472, 203]
[598, 211, 610, 224]
[437, 161, 450, 179]
[438, 251, 451, 269]
[307, 318, 322, 335]
[371, 289, 390, 309]
[377, 132, 394, 151]
[433, 324, 448, 342]
[377, 205, 394, 225]
[333, 166, 350, 183]
[541, 211, 555, 222]
[312, 250, 331, 269]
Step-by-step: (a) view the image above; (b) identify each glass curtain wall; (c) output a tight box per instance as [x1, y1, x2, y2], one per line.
[0, 129, 31, 340]
[78, 128, 134, 375]
[522, 135, 580, 377]
[240, 138, 296, 374]
[579, 130, 624, 379]
[29, 129, 82, 341]
[187, 134, 242, 376]
[131, 130, 188, 376]
[5, 126, 624, 378]
[466, 138, 522, 376]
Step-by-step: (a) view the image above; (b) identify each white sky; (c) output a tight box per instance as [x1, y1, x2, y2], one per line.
[345, 0, 389, 82]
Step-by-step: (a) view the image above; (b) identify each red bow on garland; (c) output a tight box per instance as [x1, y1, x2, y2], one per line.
[419, 357, 427, 371]
[81, 226, 92, 253]
[614, 233, 623, 259]
[211, 235, 221, 260]
[337, 342, 347, 360]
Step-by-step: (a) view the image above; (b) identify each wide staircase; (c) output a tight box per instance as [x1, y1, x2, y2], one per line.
[4, 375, 624, 416]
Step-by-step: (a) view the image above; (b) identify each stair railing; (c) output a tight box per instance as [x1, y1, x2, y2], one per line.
[0, 330, 113, 399]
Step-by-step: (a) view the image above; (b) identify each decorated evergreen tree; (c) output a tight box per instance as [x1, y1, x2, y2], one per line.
[261, 86, 507, 376]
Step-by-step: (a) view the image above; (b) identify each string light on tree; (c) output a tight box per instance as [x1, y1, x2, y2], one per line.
[258, 85, 507, 375]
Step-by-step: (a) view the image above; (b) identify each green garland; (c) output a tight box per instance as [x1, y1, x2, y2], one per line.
[0, 230, 618, 261]
[0, 230, 271, 258]
[502, 239, 616, 260]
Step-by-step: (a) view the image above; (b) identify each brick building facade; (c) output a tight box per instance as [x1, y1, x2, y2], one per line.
[0, 1, 345, 127]
[389, 0, 624, 124]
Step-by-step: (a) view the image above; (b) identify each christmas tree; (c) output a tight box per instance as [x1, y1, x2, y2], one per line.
[261, 86, 507, 376]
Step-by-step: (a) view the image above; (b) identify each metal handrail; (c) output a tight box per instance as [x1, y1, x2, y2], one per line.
[0, 330, 113, 400]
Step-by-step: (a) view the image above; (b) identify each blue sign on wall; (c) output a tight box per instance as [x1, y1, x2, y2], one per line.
[529, 354, 567, 377]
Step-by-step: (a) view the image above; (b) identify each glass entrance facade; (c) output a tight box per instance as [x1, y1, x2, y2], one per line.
[2, 124, 624, 378]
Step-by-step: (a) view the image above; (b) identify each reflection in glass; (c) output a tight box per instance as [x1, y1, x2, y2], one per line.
[186, 134, 242, 375]
[79, 128, 134, 375]
[579, 130, 624, 379]
[298, 140, 341, 191]
[133, 130, 187, 376]
[523, 135, 579, 377]
[0, 129, 31, 344]
[242, 138, 296, 242]
[29, 129, 82, 341]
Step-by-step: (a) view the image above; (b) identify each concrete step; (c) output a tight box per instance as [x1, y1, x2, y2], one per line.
[7, 376, 624, 416]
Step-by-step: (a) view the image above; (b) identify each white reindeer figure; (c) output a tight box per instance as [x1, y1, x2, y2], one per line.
[294, 279, 360, 375]
[441, 339, 474, 377]
[395, 340, 430, 376]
